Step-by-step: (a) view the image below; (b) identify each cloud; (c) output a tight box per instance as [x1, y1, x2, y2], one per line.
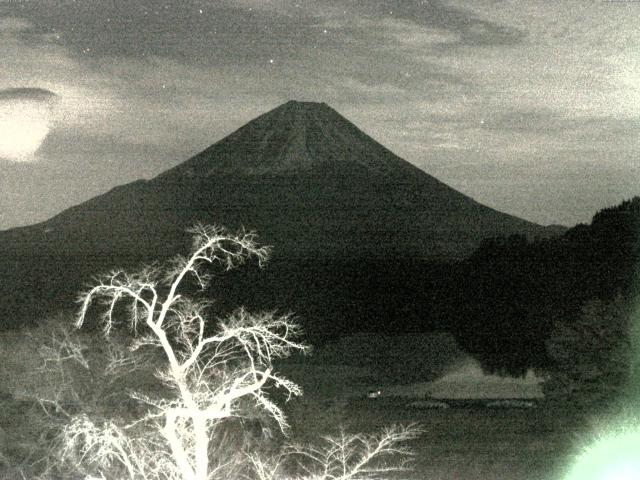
[0, 17, 120, 133]
[438, 0, 640, 118]
[0, 87, 56, 101]
[0, 1, 324, 65]
[0, 16, 32, 33]
[354, 0, 525, 47]
[0, 87, 58, 162]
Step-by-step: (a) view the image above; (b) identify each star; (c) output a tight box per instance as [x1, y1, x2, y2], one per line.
[269, 59, 275, 64]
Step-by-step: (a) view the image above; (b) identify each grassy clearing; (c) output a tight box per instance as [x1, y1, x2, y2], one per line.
[0, 329, 597, 479]
[341, 399, 583, 480]
[278, 356, 587, 480]
[0, 369, 601, 480]
[0, 390, 599, 480]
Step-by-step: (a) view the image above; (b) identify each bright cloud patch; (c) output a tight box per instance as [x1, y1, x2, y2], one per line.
[0, 88, 57, 162]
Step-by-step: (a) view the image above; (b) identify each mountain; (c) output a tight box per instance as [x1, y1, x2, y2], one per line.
[0, 100, 562, 330]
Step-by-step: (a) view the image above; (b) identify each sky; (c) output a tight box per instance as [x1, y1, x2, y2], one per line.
[0, 0, 638, 229]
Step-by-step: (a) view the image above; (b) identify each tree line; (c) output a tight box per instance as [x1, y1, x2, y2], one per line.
[436, 197, 639, 377]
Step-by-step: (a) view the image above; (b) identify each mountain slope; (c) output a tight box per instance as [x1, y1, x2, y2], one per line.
[0, 100, 562, 328]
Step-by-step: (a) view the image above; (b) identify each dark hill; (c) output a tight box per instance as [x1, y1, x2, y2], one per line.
[437, 197, 640, 375]
[0, 101, 562, 330]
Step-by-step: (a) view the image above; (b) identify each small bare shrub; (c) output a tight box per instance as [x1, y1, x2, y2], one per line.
[250, 424, 422, 480]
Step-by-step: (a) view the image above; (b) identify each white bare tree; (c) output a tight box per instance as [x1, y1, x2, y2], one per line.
[64, 224, 308, 480]
[19, 224, 421, 480]
[250, 424, 422, 480]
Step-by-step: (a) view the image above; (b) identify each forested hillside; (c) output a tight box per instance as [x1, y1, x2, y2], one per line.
[437, 197, 640, 375]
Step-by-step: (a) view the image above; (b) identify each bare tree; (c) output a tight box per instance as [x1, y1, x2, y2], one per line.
[19, 224, 421, 480]
[58, 224, 307, 480]
[250, 424, 422, 480]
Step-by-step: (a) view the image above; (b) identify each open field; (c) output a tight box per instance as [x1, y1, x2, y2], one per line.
[0, 373, 608, 480]
[324, 398, 587, 480]
[279, 356, 588, 480]
[0, 332, 604, 479]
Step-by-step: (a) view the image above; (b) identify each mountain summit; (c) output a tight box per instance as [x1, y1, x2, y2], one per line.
[0, 101, 562, 326]
[158, 100, 428, 179]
